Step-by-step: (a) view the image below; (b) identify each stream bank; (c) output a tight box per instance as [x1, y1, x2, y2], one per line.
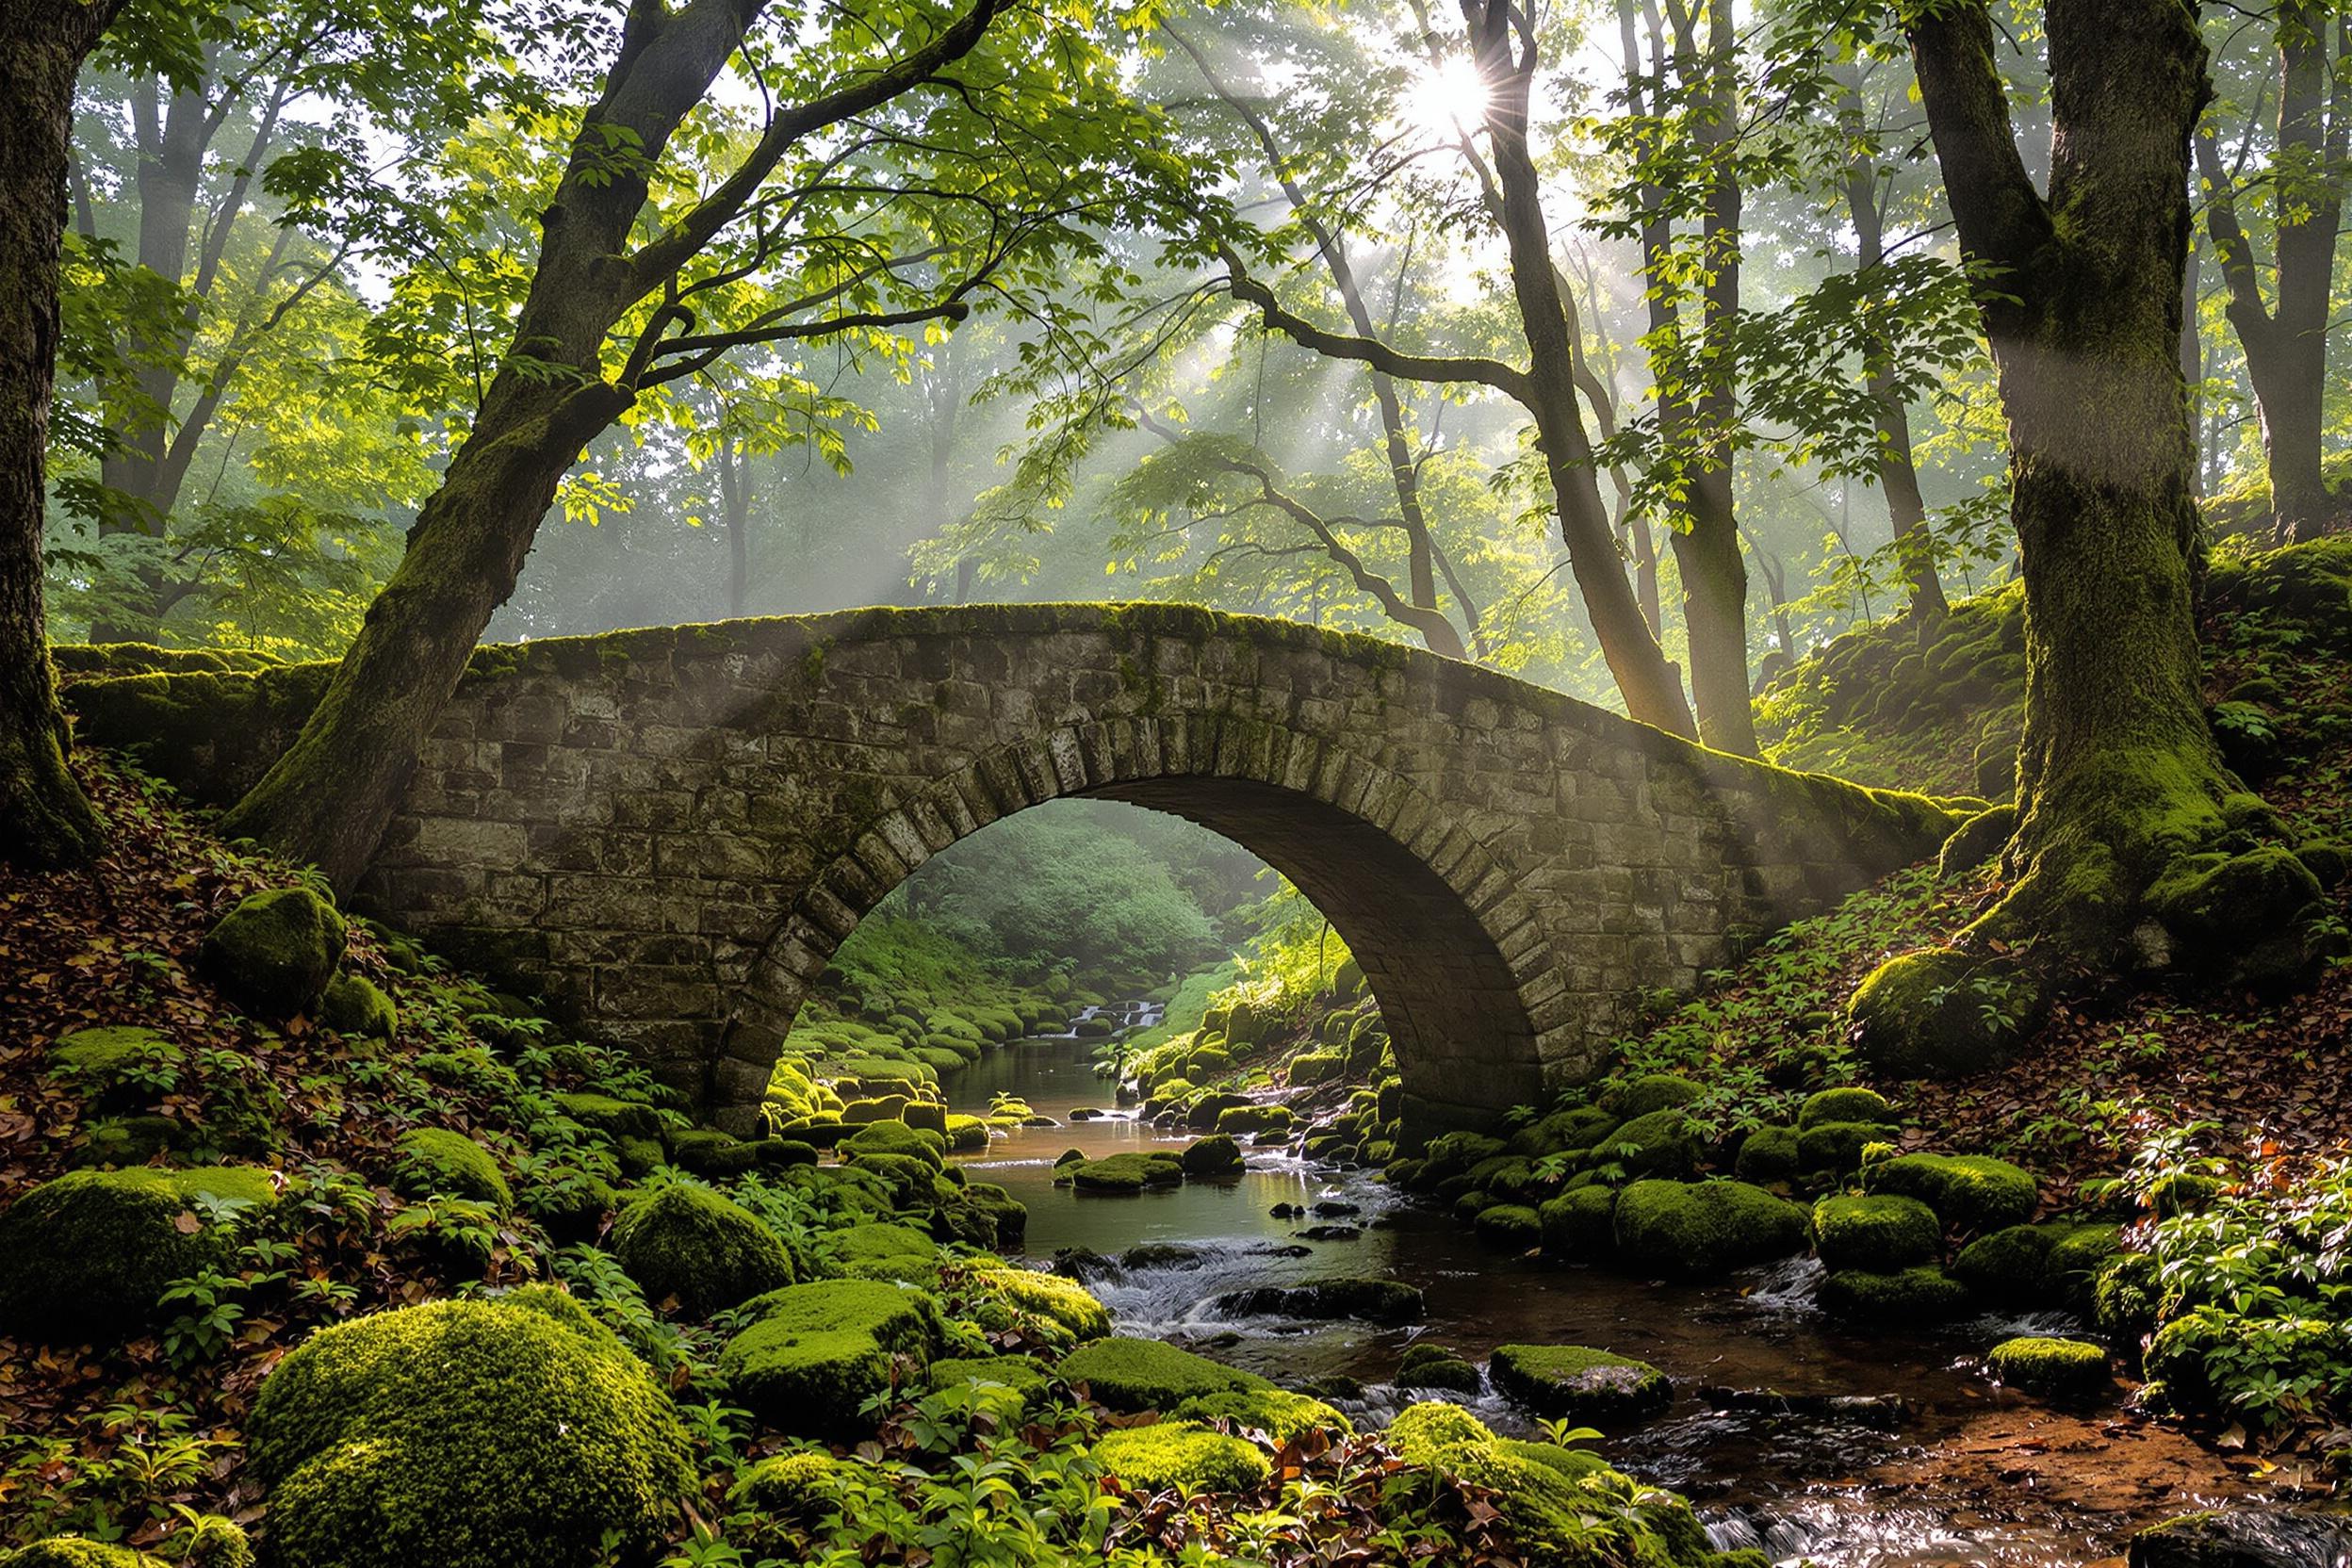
[945, 1032, 2289, 1568]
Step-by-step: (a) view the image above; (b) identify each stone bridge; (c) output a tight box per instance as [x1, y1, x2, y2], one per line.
[69, 605, 1958, 1137]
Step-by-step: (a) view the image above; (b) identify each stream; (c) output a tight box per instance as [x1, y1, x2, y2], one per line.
[944, 1030, 2293, 1567]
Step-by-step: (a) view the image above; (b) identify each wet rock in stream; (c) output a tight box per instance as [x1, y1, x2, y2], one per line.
[1213, 1278, 1424, 1324]
[1696, 1384, 1911, 1430]
[1293, 1225, 1361, 1241]
[2129, 1510, 2352, 1568]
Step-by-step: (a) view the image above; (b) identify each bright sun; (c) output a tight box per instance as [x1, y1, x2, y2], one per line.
[1402, 55, 1490, 139]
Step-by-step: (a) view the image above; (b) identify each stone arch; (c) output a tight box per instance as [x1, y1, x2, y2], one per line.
[716, 712, 1564, 1137]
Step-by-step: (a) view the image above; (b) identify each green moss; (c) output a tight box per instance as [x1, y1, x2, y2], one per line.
[392, 1128, 513, 1214]
[1794, 1119, 1902, 1173]
[1179, 1134, 1245, 1177]
[1092, 1419, 1272, 1493]
[1489, 1345, 1671, 1426]
[1845, 947, 2035, 1078]
[1797, 1086, 1893, 1130]
[1817, 1266, 1970, 1322]
[1056, 1336, 1269, 1412]
[1385, 1402, 1660, 1556]
[926, 1353, 1054, 1409]
[1590, 1106, 1698, 1178]
[719, 1279, 944, 1439]
[1985, 1336, 2109, 1400]
[2145, 846, 2328, 985]
[551, 1091, 662, 1141]
[247, 1285, 693, 1568]
[1613, 1180, 1808, 1280]
[0, 1166, 278, 1343]
[46, 1025, 183, 1104]
[838, 1119, 945, 1168]
[1601, 1073, 1703, 1119]
[942, 1113, 991, 1152]
[1867, 1152, 2038, 1232]
[610, 1184, 793, 1317]
[970, 1266, 1110, 1344]
[1175, 1386, 1351, 1442]
[1727, 1125, 1798, 1184]
[1287, 1050, 1344, 1085]
[2095, 1252, 2163, 1340]
[1396, 1341, 1484, 1393]
[1511, 1104, 1621, 1157]
[1539, 1184, 1619, 1259]
[1214, 1103, 1298, 1137]
[733, 1450, 839, 1514]
[319, 973, 396, 1038]
[815, 1220, 938, 1279]
[1952, 1223, 2064, 1306]
[2043, 1222, 2124, 1310]
[1811, 1194, 1940, 1272]
[1063, 1152, 1184, 1192]
[1937, 804, 2016, 878]
[199, 887, 346, 1021]
[0, 1541, 162, 1567]
[1475, 1202, 1543, 1248]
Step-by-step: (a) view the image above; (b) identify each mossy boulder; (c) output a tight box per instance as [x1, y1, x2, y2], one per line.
[2044, 1222, 2124, 1310]
[0, 1165, 277, 1343]
[2095, 1252, 2163, 1341]
[1589, 1106, 1698, 1178]
[1065, 1152, 1184, 1192]
[1511, 1104, 1620, 1157]
[1056, 1335, 1268, 1412]
[1797, 1086, 1893, 1129]
[1384, 1403, 1695, 1558]
[817, 1220, 939, 1280]
[319, 973, 396, 1038]
[1817, 1266, 1970, 1322]
[610, 1184, 794, 1316]
[1287, 1051, 1344, 1086]
[1539, 1184, 1619, 1259]
[199, 887, 346, 1021]
[1952, 1223, 2063, 1306]
[942, 1113, 991, 1152]
[1396, 1342, 1482, 1394]
[2146, 846, 2329, 987]
[1474, 1202, 1543, 1249]
[1180, 1134, 1245, 1178]
[720, 1279, 944, 1439]
[1613, 1180, 1807, 1281]
[1600, 1073, 1703, 1119]
[1986, 1336, 2110, 1400]
[927, 1353, 1054, 1411]
[1811, 1194, 1941, 1272]
[551, 1091, 662, 1141]
[970, 1266, 1111, 1344]
[45, 1026, 183, 1106]
[1868, 1152, 2038, 1232]
[1732, 1124, 1800, 1184]
[0, 1542, 165, 1568]
[1214, 1103, 1298, 1137]
[247, 1285, 693, 1568]
[391, 1128, 513, 1214]
[1795, 1119, 1902, 1174]
[1846, 947, 2036, 1078]
[1092, 1420, 1271, 1493]
[838, 1119, 945, 1168]
[1175, 1386, 1351, 1443]
[1489, 1344, 1671, 1427]
[734, 1450, 839, 1514]
[1938, 804, 2016, 878]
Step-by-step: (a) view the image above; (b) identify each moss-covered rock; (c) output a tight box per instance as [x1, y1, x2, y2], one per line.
[1952, 1223, 2062, 1306]
[926, 1353, 1053, 1409]
[970, 1266, 1110, 1344]
[1601, 1074, 1703, 1119]
[2146, 846, 2328, 987]
[1064, 1151, 1185, 1192]
[1817, 1266, 1970, 1321]
[1846, 947, 2036, 1078]
[719, 1279, 944, 1438]
[1056, 1336, 1268, 1411]
[1938, 804, 2017, 878]
[1396, 1342, 1482, 1394]
[0, 1166, 277, 1343]
[2095, 1252, 2163, 1341]
[1511, 1104, 1621, 1158]
[0, 1542, 166, 1567]
[1489, 1344, 1671, 1425]
[1475, 1202, 1543, 1248]
[1794, 1119, 1901, 1173]
[1797, 1086, 1893, 1130]
[2043, 1222, 2124, 1310]
[1613, 1180, 1808, 1281]
[199, 887, 346, 1021]
[1867, 1152, 2038, 1232]
[1986, 1336, 2110, 1400]
[1180, 1134, 1245, 1178]
[1175, 1386, 1351, 1442]
[1214, 1103, 1298, 1138]
[941, 1113, 991, 1152]
[45, 1025, 183, 1106]
[1732, 1124, 1800, 1184]
[817, 1220, 939, 1280]
[838, 1119, 945, 1168]
[319, 973, 397, 1038]
[733, 1450, 839, 1514]
[247, 1285, 693, 1568]
[551, 1091, 662, 1141]
[610, 1184, 794, 1316]
[1384, 1402, 1698, 1560]
[1811, 1194, 1941, 1272]
[391, 1128, 513, 1214]
[1092, 1419, 1271, 1493]
[1589, 1106, 1698, 1178]
[1539, 1184, 1619, 1259]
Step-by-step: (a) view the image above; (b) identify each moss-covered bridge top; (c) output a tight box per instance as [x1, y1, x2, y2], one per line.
[64, 603, 1962, 1136]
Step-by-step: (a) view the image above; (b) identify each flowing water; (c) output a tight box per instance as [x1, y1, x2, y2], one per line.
[943, 1031, 2303, 1567]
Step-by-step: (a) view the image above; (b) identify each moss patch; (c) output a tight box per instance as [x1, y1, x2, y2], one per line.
[719, 1280, 944, 1439]
[610, 1184, 794, 1317]
[1489, 1344, 1671, 1426]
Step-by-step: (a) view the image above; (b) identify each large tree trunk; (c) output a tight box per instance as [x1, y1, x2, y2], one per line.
[1471, 0, 1695, 738]
[1665, 0, 1756, 756]
[2, 0, 116, 869]
[1904, 0, 2311, 977]
[2195, 2, 2346, 544]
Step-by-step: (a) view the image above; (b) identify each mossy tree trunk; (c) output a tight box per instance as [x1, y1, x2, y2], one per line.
[1908, 0, 2265, 956]
[1, 0, 118, 870]
[221, 0, 1004, 891]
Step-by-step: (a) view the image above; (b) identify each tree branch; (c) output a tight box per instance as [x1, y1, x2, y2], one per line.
[1220, 248, 1530, 400]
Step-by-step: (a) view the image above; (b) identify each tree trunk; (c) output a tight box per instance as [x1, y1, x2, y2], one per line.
[2, 0, 116, 869]
[2195, 2, 2346, 544]
[1471, 0, 1696, 738]
[1837, 68, 1950, 624]
[1908, 0, 2268, 962]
